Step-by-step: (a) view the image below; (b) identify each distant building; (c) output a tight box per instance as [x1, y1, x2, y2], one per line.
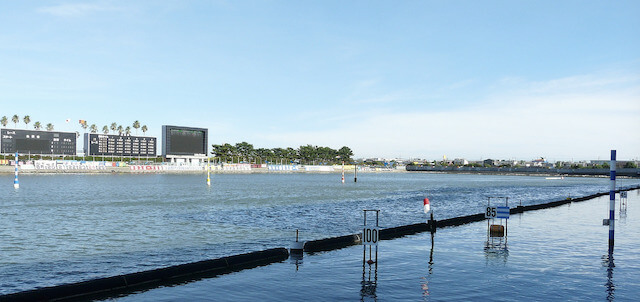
[483, 159, 495, 166]
[453, 158, 468, 166]
[530, 158, 547, 167]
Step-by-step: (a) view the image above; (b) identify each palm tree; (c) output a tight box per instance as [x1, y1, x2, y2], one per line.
[81, 121, 88, 132]
[12, 115, 19, 128]
[141, 125, 148, 135]
[110, 122, 117, 134]
[125, 126, 131, 136]
[1, 116, 8, 127]
[117, 125, 123, 135]
[23, 115, 31, 129]
[89, 124, 98, 133]
[133, 120, 140, 135]
[46, 123, 54, 131]
[34, 121, 42, 130]
[102, 125, 109, 134]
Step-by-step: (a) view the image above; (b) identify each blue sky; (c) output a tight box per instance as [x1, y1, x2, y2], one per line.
[1, 1, 639, 161]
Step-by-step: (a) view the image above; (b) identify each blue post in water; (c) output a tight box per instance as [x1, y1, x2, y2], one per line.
[609, 150, 616, 253]
[14, 151, 19, 189]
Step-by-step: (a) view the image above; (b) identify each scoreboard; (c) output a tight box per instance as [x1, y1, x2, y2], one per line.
[162, 125, 208, 156]
[84, 133, 156, 157]
[1, 128, 76, 155]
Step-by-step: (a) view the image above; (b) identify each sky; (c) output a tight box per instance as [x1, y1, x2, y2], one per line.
[1, 0, 639, 161]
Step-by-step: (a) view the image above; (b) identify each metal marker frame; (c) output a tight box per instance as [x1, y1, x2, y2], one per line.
[361, 209, 379, 299]
[485, 197, 509, 250]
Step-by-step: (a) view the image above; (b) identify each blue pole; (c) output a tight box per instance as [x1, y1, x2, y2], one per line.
[14, 151, 20, 189]
[609, 150, 616, 253]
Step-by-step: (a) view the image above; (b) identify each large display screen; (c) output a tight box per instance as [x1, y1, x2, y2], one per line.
[1, 128, 76, 155]
[162, 125, 208, 156]
[84, 133, 156, 157]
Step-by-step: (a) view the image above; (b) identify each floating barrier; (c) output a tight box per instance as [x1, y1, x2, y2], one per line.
[0, 248, 289, 302]
[304, 234, 361, 252]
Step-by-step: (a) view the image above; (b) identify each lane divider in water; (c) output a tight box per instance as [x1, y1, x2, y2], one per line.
[0, 248, 289, 302]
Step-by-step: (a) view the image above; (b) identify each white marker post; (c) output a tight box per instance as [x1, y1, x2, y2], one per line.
[13, 152, 19, 189]
[341, 161, 345, 184]
[608, 150, 616, 253]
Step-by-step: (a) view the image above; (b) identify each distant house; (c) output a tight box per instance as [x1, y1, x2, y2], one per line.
[483, 159, 495, 166]
[530, 158, 546, 167]
[453, 158, 468, 166]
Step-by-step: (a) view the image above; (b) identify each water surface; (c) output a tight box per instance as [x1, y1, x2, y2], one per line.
[1, 172, 638, 295]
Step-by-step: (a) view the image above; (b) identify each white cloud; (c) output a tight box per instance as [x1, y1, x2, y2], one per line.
[260, 71, 640, 161]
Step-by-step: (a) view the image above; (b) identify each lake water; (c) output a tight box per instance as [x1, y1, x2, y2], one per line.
[1, 172, 639, 296]
[111, 191, 640, 301]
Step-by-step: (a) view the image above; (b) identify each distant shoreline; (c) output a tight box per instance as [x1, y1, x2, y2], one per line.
[406, 165, 640, 178]
[0, 165, 403, 175]
[2, 166, 639, 178]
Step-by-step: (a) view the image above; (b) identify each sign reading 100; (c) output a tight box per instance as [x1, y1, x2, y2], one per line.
[362, 227, 379, 246]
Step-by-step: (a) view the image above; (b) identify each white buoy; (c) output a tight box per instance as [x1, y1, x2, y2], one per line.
[13, 152, 19, 189]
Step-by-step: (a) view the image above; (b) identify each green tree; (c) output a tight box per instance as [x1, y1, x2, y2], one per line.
[133, 120, 140, 135]
[298, 145, 318, 164]
[117, 125, 124, 135]
[272, 148, 286, 159]
[23, 115, 31, 129]
[125, 126, 131, 136]
[286, 147, 298, 161]
[211, 143, 237, 162]
[89, 124, 98, 133]
[46, 123, 54, 131]
[12, 114, 19, 127]
[33, 121, 42, 130]
[110, 122, 117, 134]
[0, 116, 7, 127]
[141, 125, 148, 135]
[102, 125, 109, 134]
[235, 142, 255, 158]
[337, 146, 354, 163]
[255, 148, 273, 163]
[624, 162, 638, 169]
[81, 121, 88, 132]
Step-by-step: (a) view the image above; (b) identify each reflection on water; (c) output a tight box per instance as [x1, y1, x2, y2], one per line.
[289, 253, 303, 271]
[421, 232, 435, 300]
[360, 261, 377, 301]
[484, 248, 509, 266]
[602, 253, 615, 301]
[360, 242, 379, 301]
